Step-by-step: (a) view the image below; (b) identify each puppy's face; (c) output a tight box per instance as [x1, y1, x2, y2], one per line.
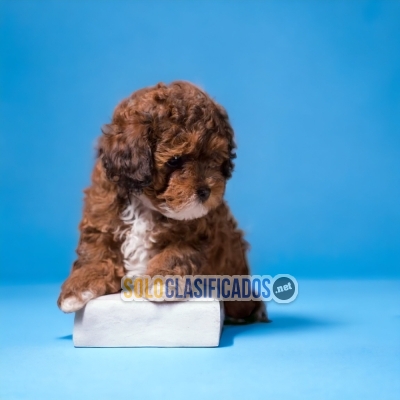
[99, 81, 235, 220]
[147, 129, 232, 220]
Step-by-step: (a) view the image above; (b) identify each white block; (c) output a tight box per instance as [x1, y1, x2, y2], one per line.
[73, 294, 224, 347]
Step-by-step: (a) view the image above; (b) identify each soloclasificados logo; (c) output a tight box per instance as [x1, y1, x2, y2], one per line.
[121, 274, 298, 304]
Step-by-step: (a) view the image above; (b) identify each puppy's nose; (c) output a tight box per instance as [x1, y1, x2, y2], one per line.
[197, 186, 211, 202]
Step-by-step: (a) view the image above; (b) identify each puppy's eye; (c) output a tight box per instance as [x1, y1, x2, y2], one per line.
[166, 156, 183, 168]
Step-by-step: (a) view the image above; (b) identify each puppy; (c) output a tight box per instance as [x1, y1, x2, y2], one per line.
[57, 81, 267, 323]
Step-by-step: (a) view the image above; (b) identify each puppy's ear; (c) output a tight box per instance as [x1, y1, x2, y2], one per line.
[98, 121, 153, 195]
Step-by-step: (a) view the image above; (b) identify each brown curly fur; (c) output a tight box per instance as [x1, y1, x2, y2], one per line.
[57, 81, 268, 322]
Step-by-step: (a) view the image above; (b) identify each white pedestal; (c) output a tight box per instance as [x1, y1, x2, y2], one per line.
[73, 294, 224, 347]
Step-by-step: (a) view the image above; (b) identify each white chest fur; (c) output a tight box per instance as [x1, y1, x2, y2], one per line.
[118, 197, 155, 277]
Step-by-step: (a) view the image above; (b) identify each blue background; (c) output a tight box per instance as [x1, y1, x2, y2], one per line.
[1, 2, 399, 400]
[1, 0, 399, 282]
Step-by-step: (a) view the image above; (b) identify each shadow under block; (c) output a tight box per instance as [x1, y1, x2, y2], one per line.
[73, 294, 224, 347]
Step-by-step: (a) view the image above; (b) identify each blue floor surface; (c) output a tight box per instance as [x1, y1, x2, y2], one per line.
[1, 280, 399, 400]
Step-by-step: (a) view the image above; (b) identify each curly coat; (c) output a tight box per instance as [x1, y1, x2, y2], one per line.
[57, 81, 267, 322]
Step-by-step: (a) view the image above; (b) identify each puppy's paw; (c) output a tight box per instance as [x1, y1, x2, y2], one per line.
[58, 290, 95, 313]
[224, 315, 248, 325]
[224, 300, 270, 325]
[145, 276, 190, 302]
[251, 300, 270, 323]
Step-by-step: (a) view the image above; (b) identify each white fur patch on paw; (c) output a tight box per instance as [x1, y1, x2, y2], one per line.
[60, 291, 95, 313]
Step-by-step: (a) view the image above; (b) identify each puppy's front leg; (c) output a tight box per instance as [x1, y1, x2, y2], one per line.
[144, 246, 203, 301]
[146, 245, 203, 277]
[57, 159, 127, 313]
[57, 230, 125, 313]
